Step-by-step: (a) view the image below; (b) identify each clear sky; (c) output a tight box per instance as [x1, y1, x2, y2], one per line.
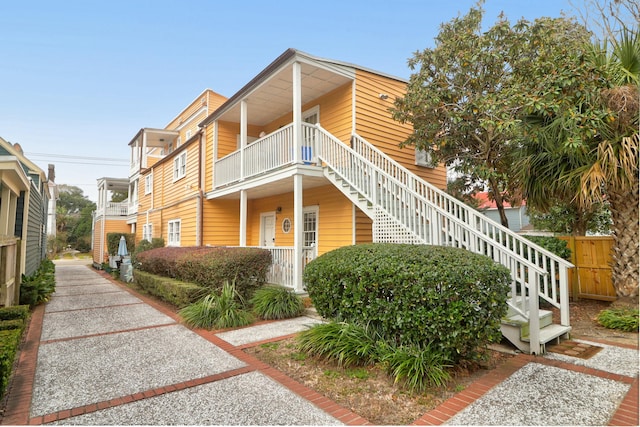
[0, 0, 576, 202]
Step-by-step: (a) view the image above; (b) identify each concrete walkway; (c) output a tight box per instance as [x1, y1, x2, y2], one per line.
[1, 262, 638, 425]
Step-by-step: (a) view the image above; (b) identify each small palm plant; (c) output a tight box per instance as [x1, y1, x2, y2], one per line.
[250, 286, 305, 320]
[179, 281, 252, 330]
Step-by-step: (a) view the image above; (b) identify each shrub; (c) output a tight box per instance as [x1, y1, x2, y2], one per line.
[0, 329, 23, 398]
[19, 259, 56, 307]
[0, 305, 30, 321]
[522, 235, 572, 260]
[179, 282, 252, 330]
[106, 233, 135, 256]
[133, 270, 205, 308]
[136, 246, 272, 301]
[251, 286, 304, 320]
[304, 244, 511, 361]
[597, 308, 639, 332]
[0, 319, 26, 332]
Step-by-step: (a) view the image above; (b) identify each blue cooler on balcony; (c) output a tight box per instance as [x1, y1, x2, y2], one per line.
[301, 146, 313, 165]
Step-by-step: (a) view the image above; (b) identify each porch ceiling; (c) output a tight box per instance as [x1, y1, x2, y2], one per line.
[143, 128, 180, 147]
[206, 167, 328, 200]
[218, 62, 353, 127]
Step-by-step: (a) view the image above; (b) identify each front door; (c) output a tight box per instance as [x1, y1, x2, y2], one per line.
[261, 213, 276, 247]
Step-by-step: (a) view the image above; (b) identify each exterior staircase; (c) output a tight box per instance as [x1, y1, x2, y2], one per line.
[313, 124, 573, 355]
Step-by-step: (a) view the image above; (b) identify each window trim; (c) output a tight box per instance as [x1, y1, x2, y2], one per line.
[144, 173, 153, 195]
[167, 219, 181, 246]
[173, 152, 187, 181]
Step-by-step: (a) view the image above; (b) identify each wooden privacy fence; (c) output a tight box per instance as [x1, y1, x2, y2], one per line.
[559, 236, 616, 301]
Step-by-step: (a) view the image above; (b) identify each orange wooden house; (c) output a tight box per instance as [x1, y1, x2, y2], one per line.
[194, 49, 447, 292]
[97, 49, 574, 354]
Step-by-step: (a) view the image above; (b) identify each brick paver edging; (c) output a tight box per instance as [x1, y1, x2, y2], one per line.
[1, 304, 45, 425]
[412, 351, 639, 426]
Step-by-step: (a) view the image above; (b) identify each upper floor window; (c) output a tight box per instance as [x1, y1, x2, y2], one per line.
[415, 148, 436, 168]
[185, 129, 192, 140]
[144, 174, 153, 195]
[168, 219, 181, 246]
[173, 152, 187, 181]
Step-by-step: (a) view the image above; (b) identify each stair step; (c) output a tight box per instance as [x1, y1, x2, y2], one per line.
[502, 310, 553, 340]
[521, 323, 572, 345]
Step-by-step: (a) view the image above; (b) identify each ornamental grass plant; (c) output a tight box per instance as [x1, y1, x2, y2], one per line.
[250, 286, 304, 320]
[179, 281, 252, 330]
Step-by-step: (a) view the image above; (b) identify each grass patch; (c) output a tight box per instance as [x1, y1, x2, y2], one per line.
[179, 282, 253, 330]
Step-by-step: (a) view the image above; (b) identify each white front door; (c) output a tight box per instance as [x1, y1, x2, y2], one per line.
[261, 213, 276, 247]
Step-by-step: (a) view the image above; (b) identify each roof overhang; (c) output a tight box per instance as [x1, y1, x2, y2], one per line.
[200, 49, 357, 128]
[97, 177, 130, 192]
[128, 128, 180, 147]
[0, 156, 31, 195]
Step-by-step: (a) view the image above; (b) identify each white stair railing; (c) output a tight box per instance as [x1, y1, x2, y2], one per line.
[315, 124, 573, 353]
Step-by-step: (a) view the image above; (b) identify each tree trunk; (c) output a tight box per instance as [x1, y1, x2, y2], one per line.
[488, 181, 510, 228]
[607, 179, 639, 298]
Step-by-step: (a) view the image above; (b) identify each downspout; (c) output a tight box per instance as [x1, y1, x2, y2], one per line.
[196, 131, 203, 246]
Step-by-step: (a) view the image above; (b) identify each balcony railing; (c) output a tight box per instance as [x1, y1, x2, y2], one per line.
[96, 201, 129, 217]
[214, 123, 317, 188]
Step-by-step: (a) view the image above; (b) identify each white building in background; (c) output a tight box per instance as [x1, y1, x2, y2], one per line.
[46, 164, 59, 236]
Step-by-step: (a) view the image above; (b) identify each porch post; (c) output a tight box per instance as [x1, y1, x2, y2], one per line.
[240, 99, 248, 181]
[239, 189, 247, 246]
[0, 187, 12, 235]
[293, 174, 304, 292]
[292, 61, 301, 163]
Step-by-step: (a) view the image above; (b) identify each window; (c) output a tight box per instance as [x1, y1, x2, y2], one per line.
[144, 174, 153, 195]
[142, 223, 153, 242]
[173, 152, 187, 181]
[185, 129, 192, 140]
[415, 148, 436, 168]
[303, 207, 318, 248]
[168, 219, 181, 246]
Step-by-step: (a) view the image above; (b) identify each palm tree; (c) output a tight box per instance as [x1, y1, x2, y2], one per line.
[521, 25, 639, 298]
[579, 27, 639, 298]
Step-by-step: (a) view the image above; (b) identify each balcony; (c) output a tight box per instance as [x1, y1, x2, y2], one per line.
[214, 123, 318, 189]
[96, 201, 129, 217]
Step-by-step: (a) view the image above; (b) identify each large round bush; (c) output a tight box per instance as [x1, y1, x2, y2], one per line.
[303, 243, 511, 361]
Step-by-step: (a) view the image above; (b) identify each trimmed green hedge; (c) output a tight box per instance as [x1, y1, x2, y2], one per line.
[136, 246, 272, 300]
[304, 243, 511, 361]
[0, 329, 22, 398]
[0, 305, 30, 321]
[133, 270, 205, 308]
[0, 305, 29, 399]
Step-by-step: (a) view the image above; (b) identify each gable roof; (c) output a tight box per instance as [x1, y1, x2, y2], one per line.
[200, 48, 407, 128]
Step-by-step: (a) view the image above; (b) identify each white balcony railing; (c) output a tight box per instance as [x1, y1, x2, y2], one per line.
[214, 123, 317, 188]
[96, 201, 129, 217]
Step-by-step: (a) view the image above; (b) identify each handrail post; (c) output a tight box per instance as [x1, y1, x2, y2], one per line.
[529, 272, 541, 354]
[559, 267, 570, 326]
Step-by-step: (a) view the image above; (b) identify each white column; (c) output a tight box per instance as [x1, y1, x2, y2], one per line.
[240, 99, 248, 180]
[292, 61, 302, 163]
[293, 174, 304, 292]
[0, 187, 12, 235]
[239, 189, 247, 246]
